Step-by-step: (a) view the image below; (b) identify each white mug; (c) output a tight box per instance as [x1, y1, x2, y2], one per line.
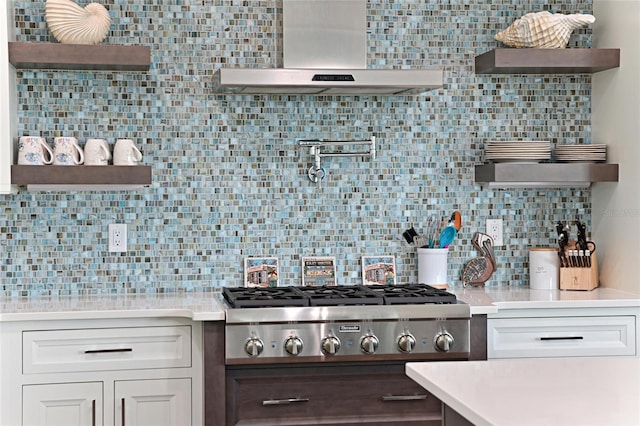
[53, 137, 84, 165]
[18, 136, 53, 165]
[114, 139, 142, 165]
[84, 138, 111, 165]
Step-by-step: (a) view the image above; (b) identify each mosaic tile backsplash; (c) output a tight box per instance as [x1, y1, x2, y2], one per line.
[1, 0, 595, 296]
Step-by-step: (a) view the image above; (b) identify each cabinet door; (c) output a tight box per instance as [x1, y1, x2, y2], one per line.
[115, 378, 191, 426]
[23, 382, 103, 426]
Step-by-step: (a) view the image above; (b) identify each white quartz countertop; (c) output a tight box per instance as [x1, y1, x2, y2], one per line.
[0, 293, 226, 322]
[407, 357, 640, 426]
[450, 286, 640, 315]
[1, 286, 638, 322]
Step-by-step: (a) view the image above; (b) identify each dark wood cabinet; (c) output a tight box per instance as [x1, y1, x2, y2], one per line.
[225, 363, 442, 426]
[204, 317, 487, 426]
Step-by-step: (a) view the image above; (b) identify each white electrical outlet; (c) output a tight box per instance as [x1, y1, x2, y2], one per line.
[486, 218, 504, 247]
[108, 223, 127, 253]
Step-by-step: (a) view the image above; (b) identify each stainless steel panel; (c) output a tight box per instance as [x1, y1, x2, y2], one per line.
[225, 318, 470, 362]
[283, 0, 366, 69]
[474, 163, 619, 186]
[225, 302, 470, 324]
[211, 68, 444, 95]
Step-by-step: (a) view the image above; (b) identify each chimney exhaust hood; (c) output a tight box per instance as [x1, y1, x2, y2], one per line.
[212, 0, 443, 95]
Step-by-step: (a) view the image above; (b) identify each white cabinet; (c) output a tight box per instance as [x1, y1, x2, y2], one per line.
[488, 306, 639, 359]
[23, 382, 103, 426]
[115, 379, 191, 426]
[21, 378, 193, 426]
[0, 318, 203, 426]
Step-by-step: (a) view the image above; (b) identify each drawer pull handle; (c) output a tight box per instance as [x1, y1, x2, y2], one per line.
[92, 399, 96, 426]
[262, 397, 310, 406]
[540, 336, 584, 341]
[84, 348, 133, 354]
[382, 394, 428, 402]
[122, 398, 126, 426]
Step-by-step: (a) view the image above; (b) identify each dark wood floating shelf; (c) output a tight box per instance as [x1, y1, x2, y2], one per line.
[475, 48, 620, 74]
[11, 165, 152, 186]
[8, 42, 151, 71]
[475, 163, 619, 187]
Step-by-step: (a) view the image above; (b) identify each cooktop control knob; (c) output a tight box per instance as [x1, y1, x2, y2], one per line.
[360, 334, 379, 355]
[397, 333, 416, 353]
[434, 332, 454, 352]
[321, 336, 341, 355]
[245, 337, 264, 357]
[284, 336, 304, 356]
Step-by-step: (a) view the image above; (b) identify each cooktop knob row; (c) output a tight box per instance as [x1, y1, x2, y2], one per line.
[244, 330, 456, 357]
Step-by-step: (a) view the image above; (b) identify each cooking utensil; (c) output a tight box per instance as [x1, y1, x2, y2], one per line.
[451, 211, 462, 231]
[555, 221, 570, 267]
[438, 211, 461, 248]
[575, 217, 588, 251]
[413, 235, 429, 248]
[439, 225, 457, 248]
[402, 227, 418, 245]
[425, 215, 441, 248]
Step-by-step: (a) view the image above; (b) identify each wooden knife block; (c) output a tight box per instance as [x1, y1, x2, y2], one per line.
[560, 252, 599, 291]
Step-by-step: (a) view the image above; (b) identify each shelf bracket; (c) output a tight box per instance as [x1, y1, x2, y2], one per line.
[298, 137, 376, 184]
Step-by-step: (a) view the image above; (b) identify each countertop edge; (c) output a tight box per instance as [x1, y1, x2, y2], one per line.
[0, 308, 225, 322]
[492, 299, 640, 310]
[469, 306, 499, 315]
[406, 363, 491, 426]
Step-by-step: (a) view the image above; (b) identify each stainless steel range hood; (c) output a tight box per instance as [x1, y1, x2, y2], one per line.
[212, 0, 443, 95]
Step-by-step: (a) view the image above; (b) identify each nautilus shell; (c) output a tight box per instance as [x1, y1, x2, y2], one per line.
[45, 0, 111, 45]
[495, 11, 595, 49]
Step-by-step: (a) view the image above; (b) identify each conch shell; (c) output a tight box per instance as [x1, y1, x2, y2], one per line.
[45, 0, 111, 45]
[495, 11, 595, 49]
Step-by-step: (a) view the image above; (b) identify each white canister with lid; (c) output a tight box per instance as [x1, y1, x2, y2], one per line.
[529, 247, 560, 290]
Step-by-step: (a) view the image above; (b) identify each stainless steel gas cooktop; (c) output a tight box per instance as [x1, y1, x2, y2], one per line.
[222, 284, 471, 365]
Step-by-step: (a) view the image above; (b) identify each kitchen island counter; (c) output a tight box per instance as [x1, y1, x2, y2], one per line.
[407, 357, 640, 426]
[0, 292, 226, 321]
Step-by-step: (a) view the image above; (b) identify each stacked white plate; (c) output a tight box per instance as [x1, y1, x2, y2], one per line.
[555, 144, 607, 162]
[485, 141, 551, 163]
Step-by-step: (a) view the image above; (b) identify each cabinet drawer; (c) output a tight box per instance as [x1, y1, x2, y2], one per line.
[488, 316, 636, 359]
[23, 326, 191, 374]
[228, 372, 442, 425]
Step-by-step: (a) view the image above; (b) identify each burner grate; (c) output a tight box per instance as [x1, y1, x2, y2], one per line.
[298, 286, 383, 306]
[223, 284, 458, 308]
[223, 287, 309, 308]
[367, 284, 458, 305]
